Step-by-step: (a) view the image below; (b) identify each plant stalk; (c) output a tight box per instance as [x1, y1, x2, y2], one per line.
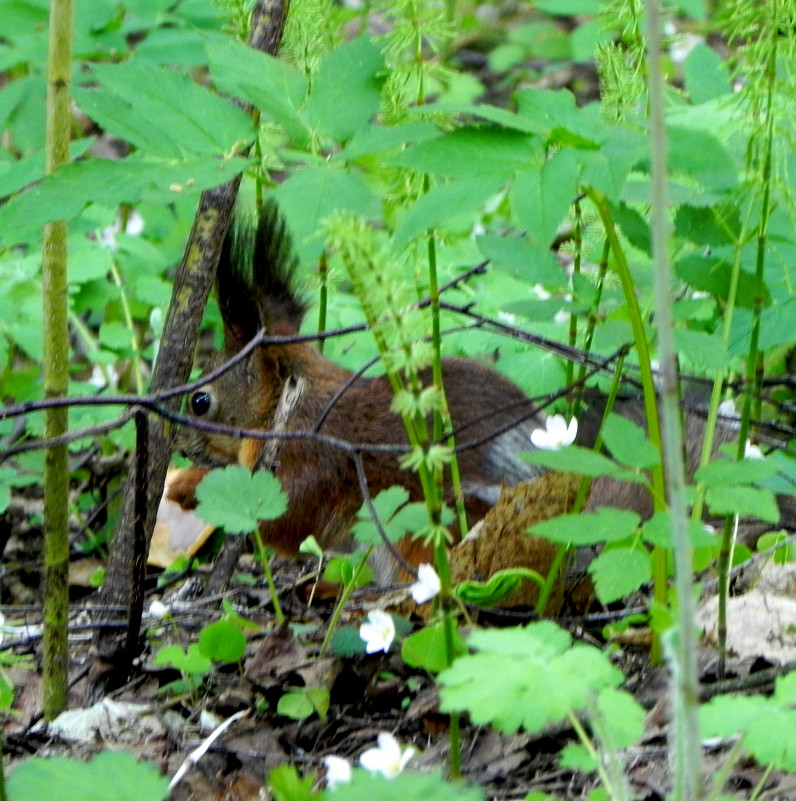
[42, 0, 75, 721]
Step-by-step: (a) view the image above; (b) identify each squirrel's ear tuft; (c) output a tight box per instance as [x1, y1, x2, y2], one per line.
[217, 217, 260, 349]
[216, 201, 308, 349]
[251, 201, 308, 333]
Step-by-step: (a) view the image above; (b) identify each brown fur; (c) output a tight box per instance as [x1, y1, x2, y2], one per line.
[175, 204, 544, 556]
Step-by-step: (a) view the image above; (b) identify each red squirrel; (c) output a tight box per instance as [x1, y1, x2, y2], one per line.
[171, 204, 742, 573]
[172, 203, 549, 557]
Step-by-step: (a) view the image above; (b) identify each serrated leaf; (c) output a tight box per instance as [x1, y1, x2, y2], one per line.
[477, 234, 565, 286]
[601, 414, 660, 470]
[267, 765, 317, 801]
[588, 545, 651, 603]
[705, 485, 780, 523]
[511, 147, 581, 246]
[394, 174, 507, 247]
[306, 37, 384, 141]
[641, 512, 719, 549]
[439, 622, 623, 734]
[75, 62, 254, 158]
[196, 466, 287, 534]
[696, 457, 778, 487]
[331, 770, 485, 801]
[522, 445, 632, 478]
[390, 127, 543, 178]
[401, 621, 467, 674]
[6, 751, 170, 801]
[595, 687, 646, 748]
[198, 620, 246, 663]
[530, 507, 640, 546]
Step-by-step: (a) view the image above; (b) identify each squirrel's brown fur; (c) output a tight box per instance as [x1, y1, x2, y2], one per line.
[174, 204, 546, 557]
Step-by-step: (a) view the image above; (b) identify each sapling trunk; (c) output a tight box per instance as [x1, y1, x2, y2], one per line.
[42, 0, 75, 721]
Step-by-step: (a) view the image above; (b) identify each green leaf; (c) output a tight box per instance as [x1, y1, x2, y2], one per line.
[696, 457, 778, 487]
[666, 126, 738, 192]
[701, 678, 796, 771]
[757, 531, 796, 564]
[705, 485, 780, 523]
[530, 507, 640, 546]
[595, 687, 646, 748]
[601, 414, 660, 470]
[476, 235, 565, 286]
[75, 62, 254, 158]
[390, 127, 543, 178]
[152, 643, 212, 677]
[401, 620, 467, 673]
[306, 687, 331, 720]
[683, 43, 730, 103]
[204, 35, 308, 139]
[330, 626, 368, 657]
[676, 254, 770, 308]
[0, 155, 249, 237]
[394, 174, 507, 247]
[352, 487, 431, 546]
[641, 512, 719, 549]
[277, 691, 315, 721]
[674, 329, 730, 372]
[196, 466, 288, 534]
[588, 545, 651, 604]
[267, 765, 319, 801]
[510, 147, 581, 246]
[273, 167, 380, 266]
[198, 620, 247, 663]
[515, 88, 607, 148]
[523, 445, 636, 479]
[306, 37, 384, 141]
[330, 770, 484, 801]
[6, 751, 170, 801]
[340, 120, 441, 159]
[674, 202, 740, 246]
[439, 622, 624, 734]
[453, 568, 544, 607]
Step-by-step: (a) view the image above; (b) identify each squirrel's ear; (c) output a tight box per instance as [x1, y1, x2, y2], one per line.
[215, 202, 308, 350]
[216, 221, 261, 350]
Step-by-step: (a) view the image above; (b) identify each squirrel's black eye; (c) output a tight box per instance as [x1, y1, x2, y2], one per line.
[190, 391, 213, 417]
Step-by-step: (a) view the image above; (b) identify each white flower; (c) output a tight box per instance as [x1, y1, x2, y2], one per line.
[744, 441, 764, 460]
[323, 756, 352, 789]
[359, 610, 395, 654]
[530, 414, 578, 451]
[148, 600, 170, 619]
[410, 564, 440, 604]
[359, 733, 415, 778]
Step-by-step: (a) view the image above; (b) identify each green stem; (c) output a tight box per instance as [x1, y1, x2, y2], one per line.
[717, 14, 777, 681]
[252, 530, 284, 625]
[645, 1, 703, 798]
[42, 0, 75, 722]
[586, 187, 667, 664]
[319, 548, 373, 658]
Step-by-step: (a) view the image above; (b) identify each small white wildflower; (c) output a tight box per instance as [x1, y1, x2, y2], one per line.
[718, 399, 739, 419]
[530, 414, 578, 451]
[359, 610, 395, 654]
[744, 441, 764, 460]
[410, 564, 441, 604]
[359, 733, 415, 778]
[323, 756, 352, 789]
[148, 600, 170, 619]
